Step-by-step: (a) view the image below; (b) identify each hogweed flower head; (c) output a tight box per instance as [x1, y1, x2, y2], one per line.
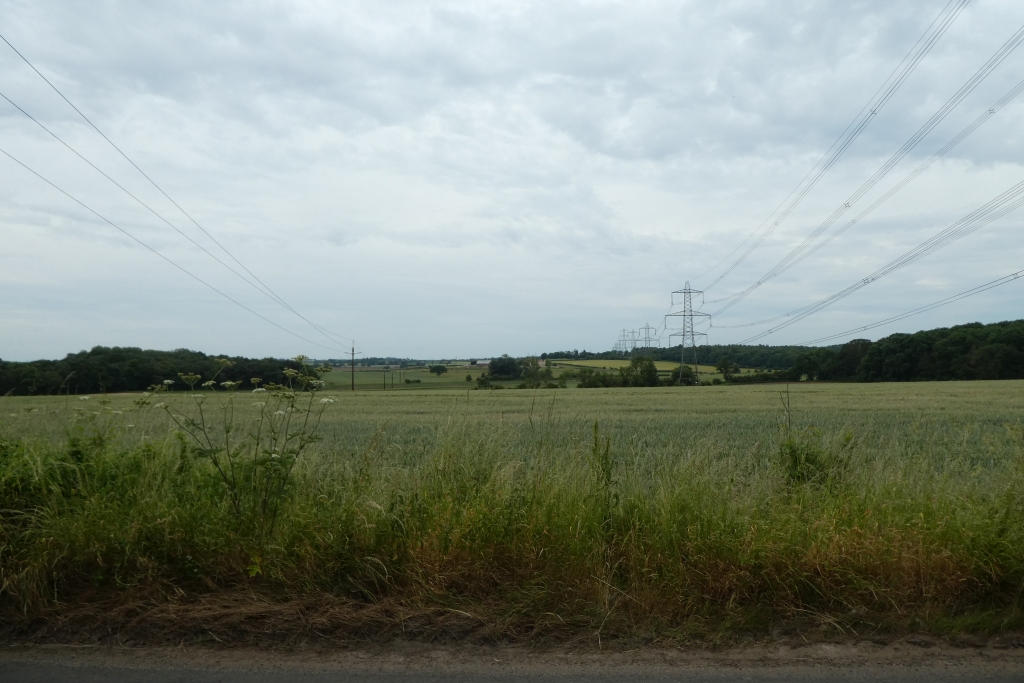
[179, 372, 202, 387]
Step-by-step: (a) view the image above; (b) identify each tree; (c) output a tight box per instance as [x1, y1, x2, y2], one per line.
[429, 365, 448, 377]
[465, 373, 472, 382]
[488, 355, 521, 380]
[670, 364, 696, 385]
[715, 355, 740, 381]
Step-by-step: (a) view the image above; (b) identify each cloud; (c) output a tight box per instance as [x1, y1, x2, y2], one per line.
[1, 0, 1023, 360]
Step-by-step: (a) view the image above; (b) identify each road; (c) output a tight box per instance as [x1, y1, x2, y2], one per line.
[2, 642, 1023, 682]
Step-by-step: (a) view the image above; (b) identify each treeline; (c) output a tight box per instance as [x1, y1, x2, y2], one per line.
[542, 344, 813, 370]
[0, 347, 303, 396]
[877, 320, 1024, 380]
[729, 320, 1024, 383]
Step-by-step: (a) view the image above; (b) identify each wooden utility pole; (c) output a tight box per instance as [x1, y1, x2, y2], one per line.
[351, 346, 355, 391]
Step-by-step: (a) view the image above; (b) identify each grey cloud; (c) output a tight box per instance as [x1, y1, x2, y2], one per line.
[2, 0, 1024, 359]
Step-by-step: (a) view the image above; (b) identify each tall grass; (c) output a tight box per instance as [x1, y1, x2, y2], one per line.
[1, 383, 1023, 640]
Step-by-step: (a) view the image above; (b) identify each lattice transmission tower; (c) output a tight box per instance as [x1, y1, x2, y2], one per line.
[634, 323, 659, 354]
[612, 328, 633, 355]
[665, 281, 710, 385]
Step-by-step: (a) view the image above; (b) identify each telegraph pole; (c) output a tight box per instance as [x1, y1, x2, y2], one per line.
[351, 346, 355, 391]
[665, 281, 709, 384]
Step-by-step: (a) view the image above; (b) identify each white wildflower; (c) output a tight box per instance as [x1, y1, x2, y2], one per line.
[319, 397, 335, 404]
[274, 410, 286, 415]
[252, 387, 267, 393]
[153, 403, 165, 408]
[162, 379, 174, 385]
[251, 402, 266, 407]
[79, 396, 91, 401]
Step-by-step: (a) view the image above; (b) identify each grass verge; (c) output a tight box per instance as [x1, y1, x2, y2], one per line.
[2, 384, 1024, 644]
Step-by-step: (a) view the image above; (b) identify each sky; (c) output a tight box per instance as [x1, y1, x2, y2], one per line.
[1, 0, 1023, 361]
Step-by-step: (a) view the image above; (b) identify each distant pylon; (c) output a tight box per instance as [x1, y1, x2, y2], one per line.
[665, 281, 710, 385]
[635, 323, 659, 352]
[612, 328, 632, 355]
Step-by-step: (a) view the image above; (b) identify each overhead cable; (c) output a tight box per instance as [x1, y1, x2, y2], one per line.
[0, 145, 348, 354]
[0, 90, 317, 323]
[796, 268, 1024, 346]
[738, 177, 1024, 343]
[0, 30, 353, 347]
[709, 20, 1024, 316]
[699, 0, 970, 293]
[707, 73, 1024, 313]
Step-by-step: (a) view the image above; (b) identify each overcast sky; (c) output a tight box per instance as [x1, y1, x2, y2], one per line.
[2, 0, 1023, 361]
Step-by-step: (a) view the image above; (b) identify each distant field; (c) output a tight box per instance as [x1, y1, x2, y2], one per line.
[548, 357, 758, 379]
[317, 358, 755, 391]
[2, 381, 1023, 643]
[321, 363, 487, 390]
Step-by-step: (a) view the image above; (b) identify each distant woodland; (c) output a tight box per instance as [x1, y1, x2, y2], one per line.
[0, 347, 302, 396]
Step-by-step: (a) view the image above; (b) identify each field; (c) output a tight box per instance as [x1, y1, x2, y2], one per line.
[1, 380, 1023, 644]
[320, 363, 488, 391]
[321, 358, 739, 391]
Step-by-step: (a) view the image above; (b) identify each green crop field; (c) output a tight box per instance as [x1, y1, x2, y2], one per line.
[2, 380, 1023, 643]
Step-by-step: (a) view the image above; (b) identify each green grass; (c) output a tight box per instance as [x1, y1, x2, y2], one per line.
[2, 381, 1024, 642]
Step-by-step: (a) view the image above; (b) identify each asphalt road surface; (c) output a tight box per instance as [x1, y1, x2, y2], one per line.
[3, 642, 1023, 682]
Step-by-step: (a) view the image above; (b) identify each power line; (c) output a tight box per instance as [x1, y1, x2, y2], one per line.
[738, 177, 1024, 343]
[0, 30, 353, 347]
[0, 90, 317, 323]
[700, 0, 969, 292]
[796, 268, 1024, 346]
[0, 145, 349, 354]
[707, 73, 1024, 314]
[709, 19, 1024, 316]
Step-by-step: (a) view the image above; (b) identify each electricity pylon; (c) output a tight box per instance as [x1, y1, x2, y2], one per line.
[634, 324, 659, 354]
[612, 328, 632, 355]
[665, 281, 710, 384]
